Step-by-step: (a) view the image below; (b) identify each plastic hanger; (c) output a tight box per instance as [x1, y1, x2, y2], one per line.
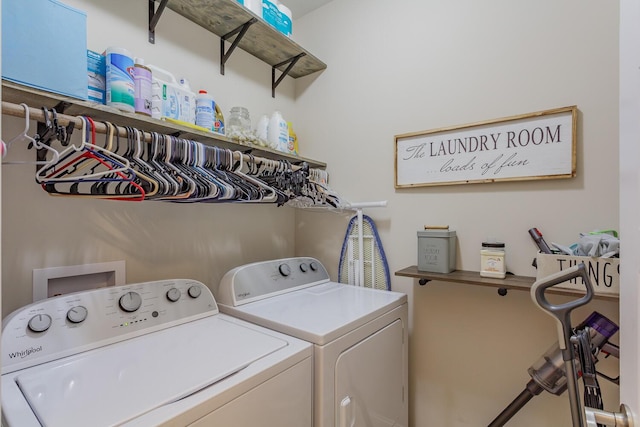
[41, 117, 141, 199]
[38, 117, 145, 201]
[2, 104, 61, 165]
[36, 116, 134, 183]
[229, 152, 280, 203]
[169, 140, 220, 202]
[147, 132, 181, 198]
[115, 126, 159, 198]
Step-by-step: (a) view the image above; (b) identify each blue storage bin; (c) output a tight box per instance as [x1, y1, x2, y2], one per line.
[2, 0, 88, 100]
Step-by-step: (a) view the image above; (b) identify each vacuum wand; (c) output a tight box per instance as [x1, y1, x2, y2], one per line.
[528, 227, 553, 254]
[488, 313, 619, 427]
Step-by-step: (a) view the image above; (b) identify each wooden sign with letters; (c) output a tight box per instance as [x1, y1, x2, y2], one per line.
[394, 106, 577, 188]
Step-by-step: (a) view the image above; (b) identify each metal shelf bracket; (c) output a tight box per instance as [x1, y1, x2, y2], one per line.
[148, 0, 169, 44]
[271, 53, 305, 98]
[220, 19, 258, 76]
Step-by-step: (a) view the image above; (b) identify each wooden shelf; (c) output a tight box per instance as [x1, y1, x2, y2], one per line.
[1, 80, 326, 169]
[394, 265, 618, 302]
[150, 0, 327, 78]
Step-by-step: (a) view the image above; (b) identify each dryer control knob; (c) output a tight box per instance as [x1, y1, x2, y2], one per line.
[66, 306, 88, 324]
[166, 288, 181, 302]
[279, 264, 291, 276]
[299, 263, 308, 273]
[28, 314, 52, 332]
[309, 262, 318, 272]
[119, 291, 142, 312]
[188, 285, 202, 299]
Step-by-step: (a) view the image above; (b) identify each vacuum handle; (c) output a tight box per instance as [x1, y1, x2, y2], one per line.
[531, 263, 594, 349]
[532, 263, 594, 427]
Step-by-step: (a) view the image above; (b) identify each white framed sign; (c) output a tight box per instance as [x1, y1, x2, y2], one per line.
[394, 106, 577, 188]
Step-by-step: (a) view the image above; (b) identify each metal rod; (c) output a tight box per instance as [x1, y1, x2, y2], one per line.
[272, 53, 305, 97]
[488, 388, 536, 427]
[2, 101, 146, 141]
[220, 19, 257, 75]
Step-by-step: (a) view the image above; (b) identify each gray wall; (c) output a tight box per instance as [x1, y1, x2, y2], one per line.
[293, 0, 621, 425]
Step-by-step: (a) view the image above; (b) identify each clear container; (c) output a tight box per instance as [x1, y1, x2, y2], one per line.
[228, 106, 251, 131]
[480, 242, 506, 278]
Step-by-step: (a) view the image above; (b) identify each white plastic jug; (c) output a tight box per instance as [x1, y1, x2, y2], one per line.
[195, 90, 216, 131]
[147, 64, 196, 123]
[268, 111, 289, 152]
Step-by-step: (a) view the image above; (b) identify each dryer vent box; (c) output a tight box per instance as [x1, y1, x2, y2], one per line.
[33, 261, 125, 302]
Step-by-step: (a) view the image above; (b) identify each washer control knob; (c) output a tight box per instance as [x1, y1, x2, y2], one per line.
[309, 262, 318, 272]
[119, 291, 142, 312]
[66, 306, 88, 324]
[28, 314, 52, 333]
[299, 263, 308, 273]
[166, 288, 181, 302]
[188, 285, 202, 299]
[279, 264, 291, 276]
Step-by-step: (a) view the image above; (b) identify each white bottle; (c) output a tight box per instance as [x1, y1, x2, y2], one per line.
[195, 90, 215, 131]
[256, 114, 276, 148]
[268, 111, 289, 152]
[179, 78, 196, 124]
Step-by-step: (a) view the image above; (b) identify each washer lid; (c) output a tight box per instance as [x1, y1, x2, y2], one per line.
[13, 316, 286, 427]
[220, 282, 407, 345]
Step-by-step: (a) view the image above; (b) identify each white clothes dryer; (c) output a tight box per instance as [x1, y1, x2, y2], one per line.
[216, 257, 408, 427]
[1, 278, 313, 427]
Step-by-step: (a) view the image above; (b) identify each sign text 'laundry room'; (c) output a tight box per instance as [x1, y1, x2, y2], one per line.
[394, 106, 577, 188]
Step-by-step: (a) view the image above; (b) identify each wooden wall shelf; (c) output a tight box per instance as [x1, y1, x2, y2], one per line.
[148, 0, 327, 96]
[394, 265, 618, 302]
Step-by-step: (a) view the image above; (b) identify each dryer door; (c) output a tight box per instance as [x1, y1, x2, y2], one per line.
[335, 319, 406, 427]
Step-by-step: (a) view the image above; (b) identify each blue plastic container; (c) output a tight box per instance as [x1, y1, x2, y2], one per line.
[2, 0, 87, 100]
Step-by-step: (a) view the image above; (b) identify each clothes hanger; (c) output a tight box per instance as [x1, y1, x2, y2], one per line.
[39, 117, 145, 201]
[147, 132, 181, 198]
[229, 152, 282, 204]
[36, 116, 135, 183]
[91, 123, 156, 199]
[137, 130, 172, 199]
[114, 126, 159, 198]
[201, 145, 235, 201]
[161, 135, 194, 200]
[40, 117, 145, 201]
[196, 146, 236, 202]
[172, 137, 212, 201]
[2, 104, 61, 165]
[169, 139, 221, 203]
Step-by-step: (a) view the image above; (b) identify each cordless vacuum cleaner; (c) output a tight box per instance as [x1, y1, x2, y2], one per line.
[488, 265, 619, 427]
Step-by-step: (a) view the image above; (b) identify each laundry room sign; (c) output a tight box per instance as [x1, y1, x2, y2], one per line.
[394, 106, 577, 188]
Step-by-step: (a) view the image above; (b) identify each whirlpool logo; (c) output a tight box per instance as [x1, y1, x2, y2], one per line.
[8, 346, 43, 359]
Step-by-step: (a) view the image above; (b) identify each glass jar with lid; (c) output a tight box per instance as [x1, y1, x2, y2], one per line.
[228, 106, 251, 131]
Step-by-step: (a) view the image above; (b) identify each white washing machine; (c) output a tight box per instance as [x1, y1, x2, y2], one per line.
[215, 257, 408, 427]
[1, 278, 313, 427]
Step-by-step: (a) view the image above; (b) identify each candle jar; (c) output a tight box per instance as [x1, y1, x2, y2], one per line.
[480, 242, 506, 278]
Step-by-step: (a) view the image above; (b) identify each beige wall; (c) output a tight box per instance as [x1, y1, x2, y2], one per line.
[1, 0, 622, 426]
[1, 0, 301, 314]
[293, 0, 621, 425]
